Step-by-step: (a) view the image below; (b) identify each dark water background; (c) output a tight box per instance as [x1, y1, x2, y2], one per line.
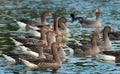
[0, 0, 120, 74]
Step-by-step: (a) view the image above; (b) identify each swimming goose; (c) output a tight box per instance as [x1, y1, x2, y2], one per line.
[58, 17, 69, 27]
[53, 16, 61, 35]
[2, 54, 16, 65]
[3, 40, 47, 64]
[74, 33, 101, 57]
[58, 17, 69, 35]
[20, 11, 52, 26]
[11, 26, 52, 48]
[71, 8, 101, 28]
[56, 35, 67, 62]
[45, 31, 56, 49]
[14, 11, 52, 30]
[98, 26, 113, 51]
[98, 50, 120, 62]
[19, 42, 63, 69]
[79, 26, 113, 51]
[108, 31, 120, 40]
[44, 35, 67, 62]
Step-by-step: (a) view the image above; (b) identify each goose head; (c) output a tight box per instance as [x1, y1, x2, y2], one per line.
[41, 11, 52, 25]
[40, 40, 47, 47]
[58, 17, 68, 27]
[56, 35, 68, 43]
[41, 11, 52, 17]
[95, 8, 100, 15]
[95, 8, 101, 20]
[103, 26, 113, 41]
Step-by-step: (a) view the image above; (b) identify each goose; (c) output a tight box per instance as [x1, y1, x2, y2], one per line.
[44, 34, 67, 62]
[56, 35, 67, 62]
[14, 11, 52, 30]
[2, 54, 16, 65]
[19, 42, 63, 69]
[97, 50, 120, 62]
[58, 17, 69, 36]
[10, 26, 52, 47]
[98, 26, 113, 51]
[45, 31, 56, 49]
[108, 31, 120, 40]
[19, 11, 52, 26]
[73, 26, 113, 51]
[53, 16, 61, 35]
[74, 33, 101, 57]
[58, 17, 69, 27]
[3, 40, 47, 64]
[71, 8, 101, 28]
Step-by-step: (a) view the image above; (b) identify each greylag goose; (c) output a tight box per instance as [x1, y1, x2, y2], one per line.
[53, 16, 61, 35]
[45, 34, 67, 62]
[2, 40, 47, 64]
[73, 26, 113, 51]
[74, 33, 101, 57]
[45, 31, 56, 49]
[98, 26, 113, 51]
[20, 11, 52, 26]
[58, 17, 69, 36]
[19, 42, 63, 69]
[56, 35, 67, 62]
[11, 26, 52, 46]
[58, 17, 68, 27]
[71, 8, 101, 28]
[108, 31, 120, 40]
[97, 50, 120, 62]
[14, 11, 52, 30]
[53, 16, 69, 36]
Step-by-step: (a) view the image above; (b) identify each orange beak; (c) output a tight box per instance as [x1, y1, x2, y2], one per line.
[98, 35, 102, 39]
[63, 36, 67, 40]
[42, 40, 47, 45]
[95, 8, 100, 13]
[49, 26, 53, 31]
[110, 27, 113, 30]
[65, 22, 69, 27]
[48, 13, 52, 16]
[59, 43, 63, 47]
[53, 32, 57, 36]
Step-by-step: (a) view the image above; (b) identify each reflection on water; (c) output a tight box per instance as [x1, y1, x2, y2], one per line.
[0, 0, 120, 74]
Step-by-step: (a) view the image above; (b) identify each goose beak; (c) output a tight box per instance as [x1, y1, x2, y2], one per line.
[53, 32, 57, 36]
[110, 27, 113, 30]
[95, 8, 100, 14]
[42, 40, 47, 45]
[63, 36, 68, 42]
[65, 22, 69, 27]
[49, 26, 53, 31]
[59, 43, 63, 47]
[48, 13, 52, 16]
[98, 35, 102, 39]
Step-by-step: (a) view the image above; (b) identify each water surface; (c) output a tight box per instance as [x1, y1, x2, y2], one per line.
[0, 0, 120, 74]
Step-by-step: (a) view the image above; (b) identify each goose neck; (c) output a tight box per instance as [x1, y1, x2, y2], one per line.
[91, 37, 97, 48]
[51, 43, 62, 65]
[103, 30, 109, 41]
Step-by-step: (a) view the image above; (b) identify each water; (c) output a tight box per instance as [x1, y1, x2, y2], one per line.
[0, 0, 120, 74]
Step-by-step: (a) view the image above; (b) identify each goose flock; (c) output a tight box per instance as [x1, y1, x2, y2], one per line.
[2, 8, 120, 70]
